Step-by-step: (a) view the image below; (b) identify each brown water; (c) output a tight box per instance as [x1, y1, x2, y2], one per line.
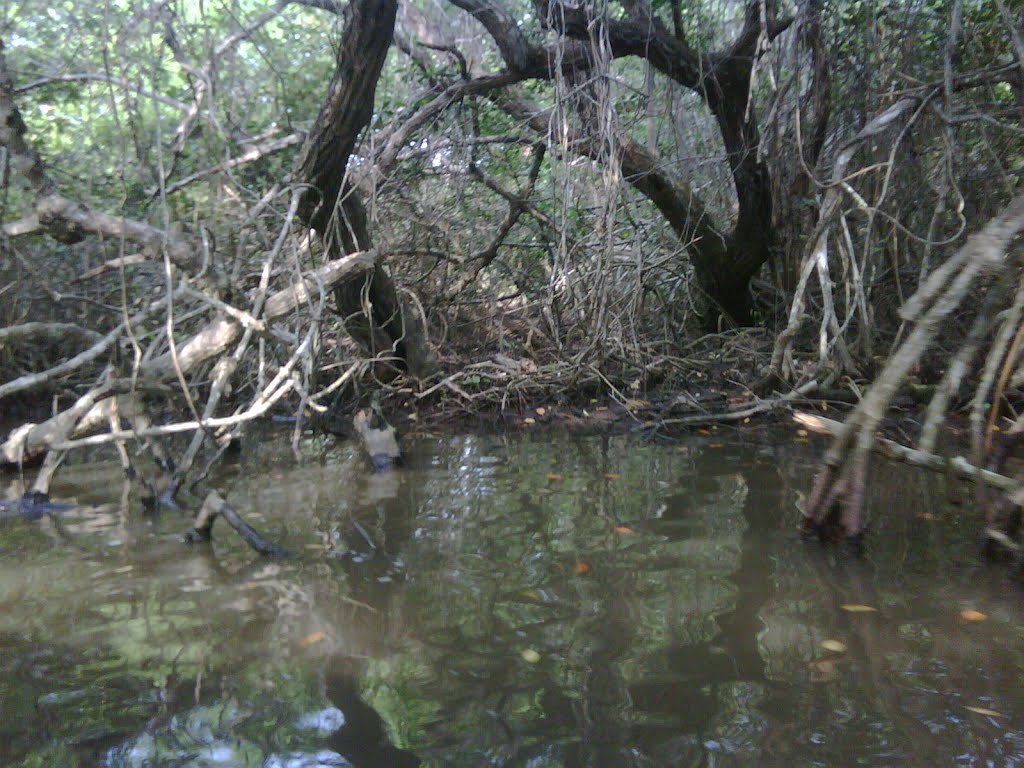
[0, 430, 1022, 767]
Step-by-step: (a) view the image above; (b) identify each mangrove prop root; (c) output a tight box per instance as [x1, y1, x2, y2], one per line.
[799, 191, 1024, 539]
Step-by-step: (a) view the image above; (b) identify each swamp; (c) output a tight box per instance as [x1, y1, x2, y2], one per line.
[1, 0, 1024, 765]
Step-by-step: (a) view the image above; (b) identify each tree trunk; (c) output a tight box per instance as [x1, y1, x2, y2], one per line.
[294, 0, 434, 377]
[453, 0, 792, 329]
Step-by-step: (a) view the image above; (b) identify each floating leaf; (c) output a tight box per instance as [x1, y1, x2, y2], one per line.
[572, 561, 592, 576]
[841, 604, 878, 613]
[697, 429, 712, 435]
[521, 649, 541, 663]
[604, 472, 621, 480]
[545, 473, 564, 481]
[298, 631, 325, 647]
[709, 443, 724, 448]
[535, 407, 546, 416]
[519, 590, 541, 601]
[821, 639, 848, 653]
[917, 511, 935, 520]
[959, 609, 988, 622]
[614, 526, 634, 534]
[964, 705, 1003, 717]
[523, 417, 536, 425]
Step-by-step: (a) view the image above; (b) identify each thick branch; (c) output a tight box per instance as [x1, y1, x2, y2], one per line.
[0, 40, 194, 264]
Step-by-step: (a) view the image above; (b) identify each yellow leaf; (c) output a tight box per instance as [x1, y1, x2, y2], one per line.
[821, 639, 848, 653]
[709, 443, 724, 448]
[604, 472, 621, 480]
[521, 649, 541, 663]
[841, 604, 878, 613]
[613, 525, 634, 534]
[743, 417, 750, 423]
[572, 561, 591, 576]
[964, 706, 1003, 717]
[298, 631, 325, 647]
[917, 511, 935, 520]
[523, 417, 536, 425]
[959, 609, 988, 622]
[407, 412, 418, 421]
[796, 429, 809, 437]
[545, 473, 564, 481]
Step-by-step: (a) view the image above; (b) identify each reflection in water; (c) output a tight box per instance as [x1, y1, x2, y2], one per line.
[0, 432, 1022, 767]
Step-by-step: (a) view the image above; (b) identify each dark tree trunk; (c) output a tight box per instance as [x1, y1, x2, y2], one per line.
[453, 0, 792, 329]
[295, 0, 434, 377]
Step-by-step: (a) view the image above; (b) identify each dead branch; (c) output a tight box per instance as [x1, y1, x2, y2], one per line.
[187, 490, 287, 556]
[0, 250, 377, 466]
[0, 40, 194, 264]
[0, 322, 102, 349]
[794, 412, 1017, 492]
[0, 290, 180, 401]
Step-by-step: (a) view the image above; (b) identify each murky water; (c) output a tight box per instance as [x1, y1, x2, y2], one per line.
[1, 430, 1022, 767]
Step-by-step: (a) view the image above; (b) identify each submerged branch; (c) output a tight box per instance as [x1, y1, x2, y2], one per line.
[187, 490, 288, 556]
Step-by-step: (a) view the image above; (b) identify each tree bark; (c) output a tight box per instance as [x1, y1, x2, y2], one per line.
[294, 0, 434, 377]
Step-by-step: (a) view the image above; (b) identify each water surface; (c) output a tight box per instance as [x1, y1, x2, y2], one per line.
[1, 430, 1022, 767]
